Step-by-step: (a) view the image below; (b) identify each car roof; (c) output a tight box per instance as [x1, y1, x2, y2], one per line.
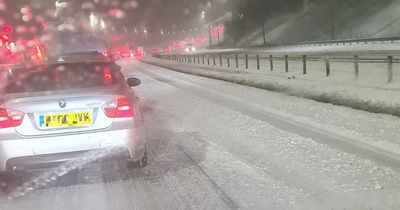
[49, 51, 112, 63]
[7, 51, 114, 70]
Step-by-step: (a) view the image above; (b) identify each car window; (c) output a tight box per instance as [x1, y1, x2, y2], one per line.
[3, 62, 122, 94]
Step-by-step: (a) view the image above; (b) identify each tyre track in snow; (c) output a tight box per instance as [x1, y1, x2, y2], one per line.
[134, 61, 400, 206]
[136, 67, 328, 203]
[136, 63, 400, 169]
[176, 145, 240, 210]
[0, 132, 234, 210]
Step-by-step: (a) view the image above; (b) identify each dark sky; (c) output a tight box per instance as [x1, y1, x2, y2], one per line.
[1, 0, 208, 33]
[130, 0, 207, 30]
[1, 0, 238, 47]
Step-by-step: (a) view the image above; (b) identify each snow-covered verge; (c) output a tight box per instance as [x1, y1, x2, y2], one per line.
[141, 56, 400, 117]
[239, 0, 400, 47]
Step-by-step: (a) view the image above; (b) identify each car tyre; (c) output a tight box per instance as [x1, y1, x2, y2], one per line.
[0, 173, 14, 194]
[127, 149, 147, 169]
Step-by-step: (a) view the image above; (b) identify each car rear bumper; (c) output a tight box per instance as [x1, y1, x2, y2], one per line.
[0, 127, 146, 172]
[6, 148, 131, 173]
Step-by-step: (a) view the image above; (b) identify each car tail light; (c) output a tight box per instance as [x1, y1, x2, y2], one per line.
[34, 45, 44, 61]
[103, 97, 135, 118]
[102, 68, 113, 85]
[0, 108, 24, 128]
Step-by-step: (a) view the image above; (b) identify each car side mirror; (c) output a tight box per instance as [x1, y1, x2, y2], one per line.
[127, 77, 141, 87]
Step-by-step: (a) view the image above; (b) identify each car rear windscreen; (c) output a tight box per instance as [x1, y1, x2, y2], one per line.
[3, 62, 121, 94]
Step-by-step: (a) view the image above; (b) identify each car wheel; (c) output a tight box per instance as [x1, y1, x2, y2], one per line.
[127, 149, 147, 169]
[0, 173, 14, 194]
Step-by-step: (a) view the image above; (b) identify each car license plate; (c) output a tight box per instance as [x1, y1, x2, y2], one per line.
[39, 111, 92, 128]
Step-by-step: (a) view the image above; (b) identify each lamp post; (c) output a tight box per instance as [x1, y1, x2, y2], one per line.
[202, 10, 212, 47]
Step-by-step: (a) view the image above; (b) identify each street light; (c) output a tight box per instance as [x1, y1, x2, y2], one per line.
[55, 1, 68, 17]
[90, 13, 99, 28]
[100, 19, 106, 30]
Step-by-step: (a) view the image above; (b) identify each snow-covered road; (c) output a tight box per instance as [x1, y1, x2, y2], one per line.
[2, 60, 400, 210]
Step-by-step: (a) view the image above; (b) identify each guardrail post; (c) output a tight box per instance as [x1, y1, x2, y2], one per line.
[245, 54, 248, 69]
[256, 55, 260, 70]
[202, 55, 205, 64]
[235, 55, 239, 68]
[197, 56, 200, 64]
[302, 55, 307, 74]
[388, 56, 394, 83]
[285, 55, 289, 72]
[213, 55, 216, 66]
[184, 55, 187, 63]
[219, 54, 223, 66]
[354, 55, 359, 78]
[269, 55, 273, 71]
[325, 55, 331, 77]
[227, 56, 230, 67]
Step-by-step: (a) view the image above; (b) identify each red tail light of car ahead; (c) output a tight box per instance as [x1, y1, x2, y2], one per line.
[102, 68, 113, 85]
[103, 97, 135, 118]
[0, 108, 24, 128]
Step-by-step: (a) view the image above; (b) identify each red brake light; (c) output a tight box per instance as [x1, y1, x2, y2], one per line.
[103, 97, 134, 118]
[102, 68, 113, 85]
[0, 108, 24, 128]
[34, 45, 43, 60]
[2, 25, 13, 34]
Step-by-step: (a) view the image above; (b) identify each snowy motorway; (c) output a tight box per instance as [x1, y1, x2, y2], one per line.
[1, 60, 400, 210]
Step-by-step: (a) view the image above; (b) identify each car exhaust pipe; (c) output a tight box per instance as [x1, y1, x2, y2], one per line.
[11, 165, 27, 175]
